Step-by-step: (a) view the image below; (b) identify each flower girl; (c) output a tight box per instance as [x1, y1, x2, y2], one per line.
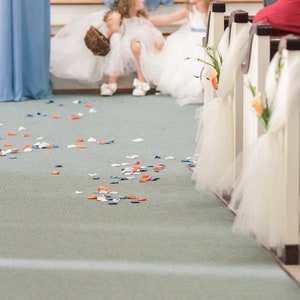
[150, 0, 211, 105]
[50, 0, 164, 97]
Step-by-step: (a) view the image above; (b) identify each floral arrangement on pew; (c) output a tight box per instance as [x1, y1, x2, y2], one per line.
[247, 56, 283, 131]
[247, 81, 271, 130]
[197, 46, 223, 90]
[186, 46, 223, 90]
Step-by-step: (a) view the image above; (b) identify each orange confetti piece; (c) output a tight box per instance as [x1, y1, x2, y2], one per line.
[137, 197, 147, 201]
[68, 115, 81, 120]
[51, 171, 60, 175]
[84, 103, 92, 108]
[127, 195, 137, 199]
[3, 143, 12, 147]
[52, 115, 61, 119]
[139, 174, 152, 182]
[22, 133, 30, 137]
[7, 131, 16, 136]
[11, 148, 19, 153]
[76, 138, 85, 142]
[153, 165, 164, 171]
[76, 144, 86, 149]
[87, 195, 98, 200]
[23, 145, 32, 150]
[97, 140, 105, 145]
[97, 186, 107, 192]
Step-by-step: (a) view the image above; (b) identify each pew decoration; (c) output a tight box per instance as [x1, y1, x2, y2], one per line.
[196, 46, 223, 91]
[228, 42, 300, 256]
[247, 80, 271, 131]
[192, 15, 251, 194]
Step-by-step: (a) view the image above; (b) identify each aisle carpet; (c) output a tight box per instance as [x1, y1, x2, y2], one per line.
[0, 94, 299, 300]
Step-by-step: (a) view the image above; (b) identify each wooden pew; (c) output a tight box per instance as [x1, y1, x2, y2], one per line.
[203, 1, 226, 104]
[205, 1, 226, 47]
[279, 36, 300, 265]
[224, 10, 250, 160]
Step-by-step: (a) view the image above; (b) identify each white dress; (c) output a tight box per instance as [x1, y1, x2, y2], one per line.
[229, 50, 300, 254]
[50, 10, 164, 85]
[155, 6, 207, 106]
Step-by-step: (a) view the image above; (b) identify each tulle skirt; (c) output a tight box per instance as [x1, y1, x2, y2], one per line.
[50, 10, 109, 84]
[192, 97, 234, 192]
[120, 17, 165, 85]
[156, 24, 206, 105]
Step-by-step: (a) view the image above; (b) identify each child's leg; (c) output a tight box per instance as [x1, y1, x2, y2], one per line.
[154, 36, 164, 52]
[131, 41, 147, 83]
[131, 41, 151, 96]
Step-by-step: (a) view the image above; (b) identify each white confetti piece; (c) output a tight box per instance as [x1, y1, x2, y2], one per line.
[132, 138, 144, 142]
[126, 155, 139, 159]
[88, 173, 98, 177]
[97, 196, 108, 202]
[87, 137, 97, 142]
[111, 163, 121, 167]
[67, 144, 77, 148]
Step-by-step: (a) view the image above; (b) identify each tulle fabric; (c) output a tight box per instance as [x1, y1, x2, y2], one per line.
[155, 9, 207, 106]
[192, 98, 234, 191]
[218, 23, 252, 98]
[50, 12, 164, 85]
[50, 10, 109, 84]
[192, 23, 251, 193]
[217, 52, 282, 197]
[217, 27, 230, 59]
[121, 17, 164, 85]
[228, 50, 300, 254]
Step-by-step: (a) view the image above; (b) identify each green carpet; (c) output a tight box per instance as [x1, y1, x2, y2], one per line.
[0, 94, 299, 300]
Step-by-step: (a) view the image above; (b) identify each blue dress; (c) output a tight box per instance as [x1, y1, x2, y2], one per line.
[0, 0, 52, 101]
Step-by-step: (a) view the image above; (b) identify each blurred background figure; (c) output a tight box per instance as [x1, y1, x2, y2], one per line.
[254, 0, 300, 34]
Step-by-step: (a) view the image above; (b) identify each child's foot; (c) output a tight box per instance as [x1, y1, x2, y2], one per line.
[100, 83, 117, 96]
[132, 78, 150, 97]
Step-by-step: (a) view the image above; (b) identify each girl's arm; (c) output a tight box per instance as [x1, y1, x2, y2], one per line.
[149, 8, 189, 26]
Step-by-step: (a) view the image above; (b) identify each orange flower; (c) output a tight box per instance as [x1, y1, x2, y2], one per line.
[205, 67, 218, 89]
[211, 76, 218, 89]
[251, 95, 263, 117]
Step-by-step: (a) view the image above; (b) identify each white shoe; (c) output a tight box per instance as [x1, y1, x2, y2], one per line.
[132, 78, 150, 96]
[100, 83, 117, 96]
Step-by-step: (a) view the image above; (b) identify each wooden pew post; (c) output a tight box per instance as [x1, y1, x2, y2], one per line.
[205, 1, 226, 47]
[282, 37, 300, 265]
[229, 11, 249, 160]
[203, 1, 226, 104]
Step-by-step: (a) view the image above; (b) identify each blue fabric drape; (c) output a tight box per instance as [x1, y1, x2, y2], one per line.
[0, 0, 52, 102]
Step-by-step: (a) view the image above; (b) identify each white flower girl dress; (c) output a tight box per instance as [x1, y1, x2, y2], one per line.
[155, 5, 208, 105]
[50, 10, 164, 86]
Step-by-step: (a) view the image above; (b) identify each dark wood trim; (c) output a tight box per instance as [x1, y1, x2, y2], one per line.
[283, 245, 300, 265]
